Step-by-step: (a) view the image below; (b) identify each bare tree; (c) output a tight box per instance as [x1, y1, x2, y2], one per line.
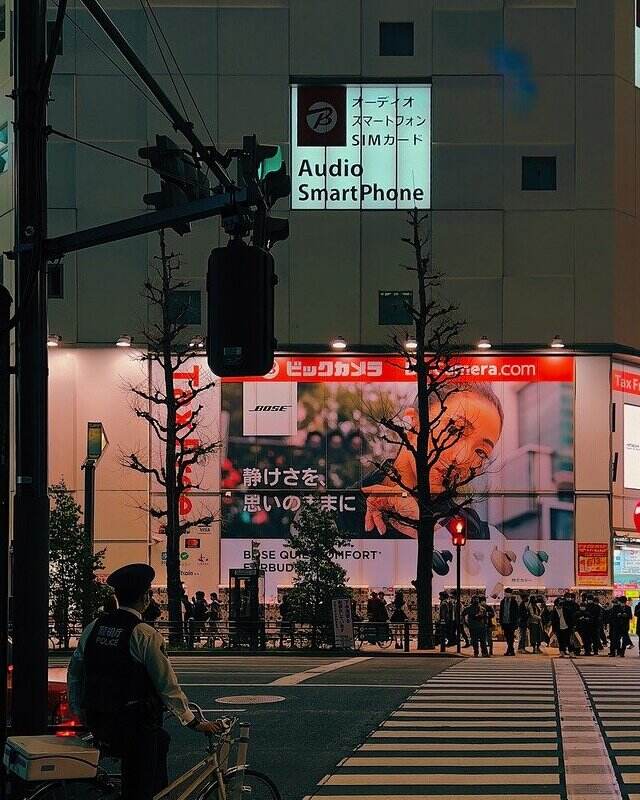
[122, 230, 219, 636]
[365, 209, 496, 649]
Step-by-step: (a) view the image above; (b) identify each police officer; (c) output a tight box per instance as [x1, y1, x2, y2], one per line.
[68, 564, 225, 800]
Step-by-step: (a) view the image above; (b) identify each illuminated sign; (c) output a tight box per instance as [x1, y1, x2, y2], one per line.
[291, 83, 430, 210]
[636, 1, 640, 87]
[625, 403, 640, 489]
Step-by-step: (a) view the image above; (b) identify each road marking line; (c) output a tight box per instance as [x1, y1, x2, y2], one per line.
[341, 756, 559, 767]
[381, 719, 557, 727]
[359, 742, 559, 751]
[371, 729, 558, 738]
[323, 773, 560, 785]
[307, 796, 561, 800]
[270, 656, 371, 685]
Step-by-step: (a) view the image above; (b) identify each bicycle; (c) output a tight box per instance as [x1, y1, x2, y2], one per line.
[6, 704, 281, 800]
[353, 621, 394, 649]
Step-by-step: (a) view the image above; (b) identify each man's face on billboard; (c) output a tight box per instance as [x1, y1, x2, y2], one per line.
[404, 390, 502, 493]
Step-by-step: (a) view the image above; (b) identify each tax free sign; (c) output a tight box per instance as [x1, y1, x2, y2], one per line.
[291, 84, 430, 210]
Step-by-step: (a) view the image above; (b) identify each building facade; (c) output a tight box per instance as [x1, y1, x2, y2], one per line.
[1, 0, 640, 599]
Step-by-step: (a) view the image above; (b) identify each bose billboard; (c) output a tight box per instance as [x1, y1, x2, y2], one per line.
[291, 84, 431, 210]
[220, 355, 575, 601]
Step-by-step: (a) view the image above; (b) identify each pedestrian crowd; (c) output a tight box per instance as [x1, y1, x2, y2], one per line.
[437, 587, 640, 657]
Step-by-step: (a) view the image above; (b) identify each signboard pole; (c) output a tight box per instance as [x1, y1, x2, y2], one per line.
[81, 422, 107, 626]
[456, 544, 462, 655]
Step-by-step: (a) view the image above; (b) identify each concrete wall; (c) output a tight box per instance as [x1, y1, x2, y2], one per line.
[0, 0, 637, 350]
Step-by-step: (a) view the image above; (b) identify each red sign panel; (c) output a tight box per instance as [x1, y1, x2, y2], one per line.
[577, 543, 609, 584]
[222, 355, 574, 384]
[613, 369, 640, 396]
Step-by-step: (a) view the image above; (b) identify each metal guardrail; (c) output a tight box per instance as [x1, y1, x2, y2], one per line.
[46, 620, 426, 651]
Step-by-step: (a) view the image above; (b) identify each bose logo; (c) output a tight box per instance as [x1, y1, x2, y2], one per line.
[250, 405, 292, 412]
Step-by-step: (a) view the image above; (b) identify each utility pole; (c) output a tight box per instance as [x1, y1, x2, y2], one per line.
[11, 0, 50, 734]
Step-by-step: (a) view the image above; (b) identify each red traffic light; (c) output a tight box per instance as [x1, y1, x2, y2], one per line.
[447, 516, 467, 547]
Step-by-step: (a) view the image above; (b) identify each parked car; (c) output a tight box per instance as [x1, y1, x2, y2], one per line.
[7, 639, 83, 734]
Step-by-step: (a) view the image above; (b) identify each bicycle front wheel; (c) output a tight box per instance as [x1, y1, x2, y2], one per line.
[200, 768, 282, 800]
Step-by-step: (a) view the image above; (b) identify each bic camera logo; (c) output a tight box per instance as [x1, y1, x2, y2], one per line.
[250, 405, 292, 413]
[306, 101, 338, 134]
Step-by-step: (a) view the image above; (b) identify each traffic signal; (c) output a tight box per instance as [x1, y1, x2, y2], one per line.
[207, 239, 276, 377]
[139, 135, 210, 234]
[234, 135, 291, 249]
[447, 516, 467, 547]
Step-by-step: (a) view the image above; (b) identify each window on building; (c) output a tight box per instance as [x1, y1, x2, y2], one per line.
[47, 262, 63, 299]
[379, 290, 413, 325]
[168, 290, 201, 325]
[522, 156, 557, 191]
[379, 22, 414, 56]
[47, 21, 63, 56]
[0, 124, 9, 174]
[0, 4, 6, 43]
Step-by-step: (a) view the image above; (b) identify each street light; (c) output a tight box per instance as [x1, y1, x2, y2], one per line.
[404, 337, 418, 352]
[330, 336, 347, 351]
[447, 516, 467, 654]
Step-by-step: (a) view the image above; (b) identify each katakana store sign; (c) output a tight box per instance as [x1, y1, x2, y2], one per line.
[220, 354, 576, 600]
[291, 83, 430, 209]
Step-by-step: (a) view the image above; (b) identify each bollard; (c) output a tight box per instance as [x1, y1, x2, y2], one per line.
[404, 621, 410, 652]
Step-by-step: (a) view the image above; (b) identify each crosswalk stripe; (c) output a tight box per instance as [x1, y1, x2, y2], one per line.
[401, 704, 555, 710]
[308, 659, 564, 800]
[307, 796, 562, 800]
[391, 710, 557, 718]
[323, 774, 560, 786]
[358, 743, 559, 751]
[370, 730, 558, 739]
[341, 756, 559, 767]
[382, 720, 558, 728]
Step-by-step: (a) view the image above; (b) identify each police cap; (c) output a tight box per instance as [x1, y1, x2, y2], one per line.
[107, 563, 155, 596]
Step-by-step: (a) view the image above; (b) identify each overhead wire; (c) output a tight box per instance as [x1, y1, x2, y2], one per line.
[139, 0, 216, 150]
[137, 0, 190, 122]
[49, 0, 174, 126]
[49, 128, 215, 195]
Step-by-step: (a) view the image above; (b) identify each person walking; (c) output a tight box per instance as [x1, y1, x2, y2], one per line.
[599, 597, 609, 648]
[437, 591, 453, 652]
[142, 589, 161, 626]
[552, 596, 571, 657]
[518, 593, 530, 653]
[481, 595, 495, 655]
[585, 594, 602, 656]
[621, 595, 635, 650]
[573, 600, 593, 656]
[527, 595, 544, 654]
[499, 588, 519, 656]
[463, 596, 489, 657]
[390, 590, 408, 622]
[610, 596, 632, 657]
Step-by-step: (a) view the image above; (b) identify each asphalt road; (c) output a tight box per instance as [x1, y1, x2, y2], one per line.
[164, 654, 458, 800]
[49, 652, 458, 799]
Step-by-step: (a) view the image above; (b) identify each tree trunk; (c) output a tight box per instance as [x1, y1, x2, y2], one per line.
[159, 229, 183, 645]
[416, 515, 435, 649]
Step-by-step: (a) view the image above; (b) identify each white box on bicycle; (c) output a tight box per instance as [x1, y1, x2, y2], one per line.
[3, 735, 99, 781]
